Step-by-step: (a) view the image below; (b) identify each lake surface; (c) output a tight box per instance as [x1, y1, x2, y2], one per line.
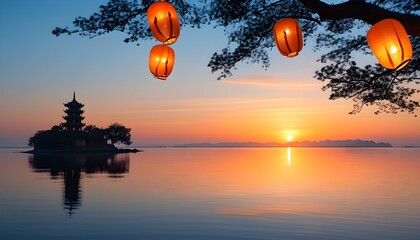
[1, 147, 419, 240]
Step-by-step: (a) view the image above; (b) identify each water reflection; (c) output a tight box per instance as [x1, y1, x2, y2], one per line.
[0, 148, 418, 239]
[28, 153, 130, 216]
[287, 147, 291, 166]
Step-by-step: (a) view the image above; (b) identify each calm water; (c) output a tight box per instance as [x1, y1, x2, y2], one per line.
[0, 147, 419, 240]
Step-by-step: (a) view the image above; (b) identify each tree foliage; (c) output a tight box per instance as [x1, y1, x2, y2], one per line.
[53, 0, 420, 115]
[83, 124, 100, 133]
[28, 123, 133, 147]
[28, 131, 45, 147]
[81, 123, 133, 145]
[104, 123, 133, 145]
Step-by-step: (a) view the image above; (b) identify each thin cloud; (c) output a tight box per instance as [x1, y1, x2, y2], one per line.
[132, 97, 301, 114]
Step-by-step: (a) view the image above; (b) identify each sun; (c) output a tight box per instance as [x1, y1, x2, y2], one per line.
[287, 135, 293, 142]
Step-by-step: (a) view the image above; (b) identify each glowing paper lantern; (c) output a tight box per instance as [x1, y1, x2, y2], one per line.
[273, 18, 303, 57]
[367, 19, 412, 70]
[149, 44, 175, 80]
[147, 1, 180, 45]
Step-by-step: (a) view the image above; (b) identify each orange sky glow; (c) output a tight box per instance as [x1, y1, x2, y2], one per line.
[1, 78, 418, 146]
[0, 1, 419, 146]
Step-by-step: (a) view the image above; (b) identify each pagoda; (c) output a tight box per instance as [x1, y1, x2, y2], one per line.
[26, 92, 139, 153]
[62, 92, 85, 131]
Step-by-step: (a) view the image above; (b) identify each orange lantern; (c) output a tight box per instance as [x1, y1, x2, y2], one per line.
[147, 1, 180, 45]
[273, 18, 303, 57]
[367, 19, 412, 70]
[149, 44, 175, 80]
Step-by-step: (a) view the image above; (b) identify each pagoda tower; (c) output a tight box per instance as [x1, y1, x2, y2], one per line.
[62, 92, 85, 131]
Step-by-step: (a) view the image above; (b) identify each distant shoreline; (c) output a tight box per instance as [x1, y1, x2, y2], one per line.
[1, 146, 420, 149]
[138, 145, 420, 149]
[171, 139, 394, 148]
[174, 145, 393, 148]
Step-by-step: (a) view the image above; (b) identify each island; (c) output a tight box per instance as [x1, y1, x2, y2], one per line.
[26, 93, 140, 153]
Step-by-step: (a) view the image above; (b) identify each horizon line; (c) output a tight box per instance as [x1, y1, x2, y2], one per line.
[4, 146, 420, 149]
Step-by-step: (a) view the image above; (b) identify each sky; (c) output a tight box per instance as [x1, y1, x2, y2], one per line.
[0, 0, 419, 147]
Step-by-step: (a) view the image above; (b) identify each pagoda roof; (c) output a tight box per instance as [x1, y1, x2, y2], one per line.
[64, 108, 84, 114]
[64, 92, 84, 108]
[63, 115, 85, 121]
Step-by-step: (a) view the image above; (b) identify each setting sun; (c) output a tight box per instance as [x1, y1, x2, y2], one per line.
[287, 135, 293, 142]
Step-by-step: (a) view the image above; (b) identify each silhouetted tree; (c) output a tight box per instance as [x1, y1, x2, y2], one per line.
[28, 130, 46, 147]
[29, 123, 133, 147]
[51, 125, 63, 132]
[53, 0, 419, 115]
[104, 123, 132, 145]
[83, 125, 99, 133]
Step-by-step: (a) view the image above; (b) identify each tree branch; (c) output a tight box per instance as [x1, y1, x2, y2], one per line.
[298, 0, 420, 36]
[383, 73, 399, 97]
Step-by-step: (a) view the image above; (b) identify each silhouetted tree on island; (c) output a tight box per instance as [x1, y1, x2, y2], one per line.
[53, 0, 419, 115]
[27, 94, 137, 152]
[28, 124, 133, 149]
[105, 123, 133, 146]
[82, 123, 133, 146]
[83, 124, 98, 134]
[28, 130, 46, 147]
